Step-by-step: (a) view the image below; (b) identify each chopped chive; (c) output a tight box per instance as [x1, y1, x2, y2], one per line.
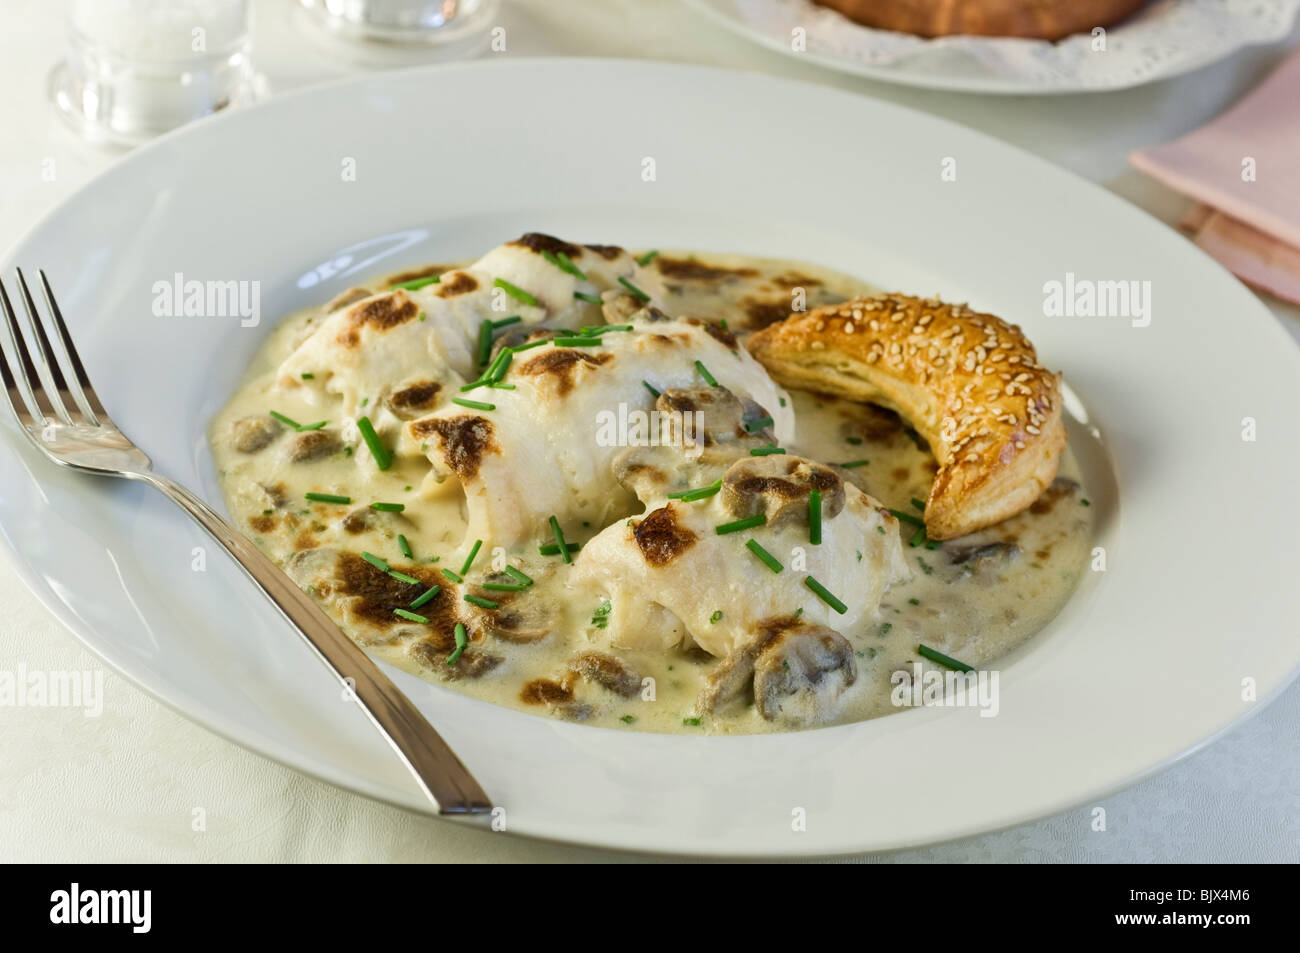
[908, 597, 921, 606]
[845, 436, 862, 445]
[356, 416, 391, 470]
[494, 277, 539, 306]
[916, 556, 934, 576]
[556, 251, 586, 280]
[918, 644, 974, 673]
[409, 585, 440, 609]
[719, 318, 729, 330]
[667, 478, 722, 502]
[476, 318, 493, 367]
[504, 565, 533, 586]
[925, 539, 943, 551]
[888, 508, 926, 528]
[585, 324, 632, 333]
[361, 551, 390, 572]
[481, 581, 528, 592]
[552, 336, 602, 347]
[461, 348, 513, 389]
[305, 492, 351, 504]
[749, 445, 786, 456]
[911, 497, 927, 512]
[716, 514, 766, 535]
[452, 397, 495, 411]
[743, 415, 775, 433]
[573, 291, 603, 305]
[908, 524, 926, 548]
[548, 515, 572, 564]
[538, 542, 580, 556]
[394, 608, 430, 624]
[620, 714, 636, 724]
[804, 576, 848, 614]
[300, 372, 315, 380]
[297, 420, 328, 431]
[492, 315, 522, 330]
[710, 610, 724, 623]
[642, 380, 661, 398]
[590, 601, 612, 628]
[682, 716, 702, 727]
[694, 360, 718, 386]
[636, 249, 659, 266]
[809, 489, 822, 545]
[397, 534, 414, 559]
[389, 570, 422, 585]
[489, 382, 516, 390]
[440, 568, 463, 583]
[269, 410, 302, 429]
[390, 275, 440, 291]
[447, 622, 467, 664]
[745, 538, 783, 573]
[463, 593, 500, 610]
[879, 622, 892, 636]
[618, 276, 651, 301]
[418, 312, 426, 321]
[459, 539, 483, 576]
[510, 338, 550, 353]
[370, 501, 404, 512]
[541, 249, 587, 280]
[840, 460, 870, 468]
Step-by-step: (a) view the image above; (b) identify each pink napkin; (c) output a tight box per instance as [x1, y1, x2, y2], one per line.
[1131, 49, 1300, 305]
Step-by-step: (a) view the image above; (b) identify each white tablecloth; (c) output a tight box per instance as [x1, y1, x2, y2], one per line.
[1, 0, 1297, 863]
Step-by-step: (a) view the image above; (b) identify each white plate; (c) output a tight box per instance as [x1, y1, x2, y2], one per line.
[1, 59, 1297, 857]
[685, 0, 1300, 94]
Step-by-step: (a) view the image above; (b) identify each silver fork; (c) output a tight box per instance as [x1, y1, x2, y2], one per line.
[0, 269, 492, 816]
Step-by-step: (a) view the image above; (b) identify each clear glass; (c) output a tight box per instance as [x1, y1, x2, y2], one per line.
[49, 0, 254, 147]
[294, 0, 500, 61]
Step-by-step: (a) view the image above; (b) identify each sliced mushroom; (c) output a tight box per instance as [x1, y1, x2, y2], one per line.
[230, 416, 282, 454]
[656, 386, 774, 458]
[470, 576, 554, 643]
[569, 651, 642, 698]
[697, 643, 760, 714]
[286, 429, 342, 462]
[719, 454, 846, 528]
[602, 295, 663, 325]
[340, 508, 370, 535]
[947, 541, 1020, 571]
[258, 481, 290, 509]
[385, 380, 443, 420]
[753, 624, 857, 726]
[409, 636, 502, 681]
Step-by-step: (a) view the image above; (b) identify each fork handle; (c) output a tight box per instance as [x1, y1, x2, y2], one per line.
[139, 473, 493, 816]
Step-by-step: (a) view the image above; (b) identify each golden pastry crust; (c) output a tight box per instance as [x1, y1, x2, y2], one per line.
[745, 293, 1066, 540]
[812, 0, 1148, 41]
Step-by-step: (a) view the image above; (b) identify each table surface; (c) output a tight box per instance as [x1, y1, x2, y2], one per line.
[1, 0, 1297, 863]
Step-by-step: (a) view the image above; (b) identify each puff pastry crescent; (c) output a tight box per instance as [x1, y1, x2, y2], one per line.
[745, 293, 1067, 540]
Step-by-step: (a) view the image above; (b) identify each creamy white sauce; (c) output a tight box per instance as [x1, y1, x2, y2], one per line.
[210, 249, 1092, 735]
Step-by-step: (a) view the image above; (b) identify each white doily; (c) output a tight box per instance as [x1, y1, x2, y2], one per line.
[699, 0, 1300, 91]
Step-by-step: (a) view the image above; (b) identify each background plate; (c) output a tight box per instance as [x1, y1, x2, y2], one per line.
[684, 0, 1300, 94]
[1, 59, 1297, 856]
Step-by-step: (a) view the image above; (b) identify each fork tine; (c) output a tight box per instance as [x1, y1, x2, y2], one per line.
[37, 269, 105, 424]
[0, 290, 37, 430]
[14, 268, 76, 425]
[0, 277, 58, 425]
